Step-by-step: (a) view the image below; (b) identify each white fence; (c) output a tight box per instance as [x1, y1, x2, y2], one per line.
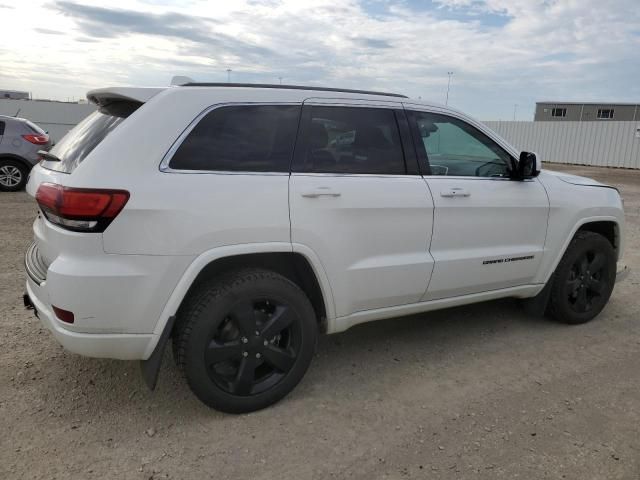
[485, 121, 640, 170]
[0, 99, 95, 143]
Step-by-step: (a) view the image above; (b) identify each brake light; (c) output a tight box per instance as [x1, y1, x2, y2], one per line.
[36, 183, 129, 232]
[22, 134, 49, 145]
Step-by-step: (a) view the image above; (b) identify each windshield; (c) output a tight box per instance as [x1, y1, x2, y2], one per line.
[42, 101, 140, 173]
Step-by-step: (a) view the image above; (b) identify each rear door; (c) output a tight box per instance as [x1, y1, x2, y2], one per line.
[289, 99, 435, 318]
[405, 107, 549, 300]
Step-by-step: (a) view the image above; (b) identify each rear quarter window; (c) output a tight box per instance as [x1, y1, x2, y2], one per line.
[168, 105, 301, 172]
[42, 101, 140, 173]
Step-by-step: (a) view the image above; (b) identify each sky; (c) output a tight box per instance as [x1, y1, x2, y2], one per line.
[0, 0, 639, 120]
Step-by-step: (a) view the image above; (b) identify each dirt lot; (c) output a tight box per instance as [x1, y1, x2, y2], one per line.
[1, 164, 639, 480]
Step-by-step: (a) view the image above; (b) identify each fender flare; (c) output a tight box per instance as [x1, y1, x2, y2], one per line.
[142, 242, 336, 359]
[537, 215, 620, 285]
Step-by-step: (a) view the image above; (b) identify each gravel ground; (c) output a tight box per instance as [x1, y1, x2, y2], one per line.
[1, 164, 639, 480]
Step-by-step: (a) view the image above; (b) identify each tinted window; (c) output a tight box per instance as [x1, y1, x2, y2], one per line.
[295, 106, 405, 174]
[169, 105, 300, 172]
[0, 121, 4, 136]
[410, 112, 511, 177]
[43, 101, 140, 174]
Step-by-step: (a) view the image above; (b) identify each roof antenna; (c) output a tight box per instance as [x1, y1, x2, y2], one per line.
[170, 76, 194, 86]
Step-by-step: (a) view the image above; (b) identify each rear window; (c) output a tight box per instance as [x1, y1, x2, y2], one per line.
[168, 105, 300, 172]
[42, 101, 140, 173]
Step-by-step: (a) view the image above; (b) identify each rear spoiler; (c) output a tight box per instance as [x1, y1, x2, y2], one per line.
[86, 87, 165, 107]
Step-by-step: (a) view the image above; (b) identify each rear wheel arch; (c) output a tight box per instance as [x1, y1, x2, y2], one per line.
[0, 154, 34, 171]
[174, 251, 329, 335]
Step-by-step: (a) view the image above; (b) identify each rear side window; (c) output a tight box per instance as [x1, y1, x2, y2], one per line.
[43, 101, 140, 174]
[168, 105, 300, 172]
[0, 121, 5, 136]
[294, 106, 406, 175]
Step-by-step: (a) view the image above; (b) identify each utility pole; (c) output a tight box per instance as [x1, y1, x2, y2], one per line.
[513, 104, 518, 121]
[278, 76, 283, 85]
[226, 69, 232, 83]
[445, 72, 453, 105]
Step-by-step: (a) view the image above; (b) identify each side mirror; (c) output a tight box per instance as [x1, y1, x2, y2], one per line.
[515, 151, 540, 180]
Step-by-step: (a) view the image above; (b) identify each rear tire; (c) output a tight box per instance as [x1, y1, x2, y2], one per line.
[0, 159, 29, 192]
[548, 231, 616, 324]
[174, 269, 317, 413]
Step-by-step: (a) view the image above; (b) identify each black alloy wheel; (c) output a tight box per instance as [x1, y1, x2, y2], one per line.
[174, 269, 317, 413]
[205, 297, 301, 396]
[549, 231, 616, 324]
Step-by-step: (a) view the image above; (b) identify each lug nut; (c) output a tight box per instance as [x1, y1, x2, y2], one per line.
[255, 330, 260, 336]
[241, 337, 248, 344]
[242, 351, 248, 357]
[263, 340, 268, 346]
[256, 353, 261, 359]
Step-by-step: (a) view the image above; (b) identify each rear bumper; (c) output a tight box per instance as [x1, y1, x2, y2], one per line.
[26, 277, 154, 360]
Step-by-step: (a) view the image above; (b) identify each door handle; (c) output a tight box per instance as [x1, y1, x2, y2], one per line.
[301, 187, 341, 198]
[440, 187, 470, 198]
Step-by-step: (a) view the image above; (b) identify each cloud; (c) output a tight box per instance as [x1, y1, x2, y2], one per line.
[51, 1, 271, 58]
[1, 0, 639, 119]
[34, 27, 64, 35]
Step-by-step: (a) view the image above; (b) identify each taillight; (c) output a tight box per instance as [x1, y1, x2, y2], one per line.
[22, 134, 49, 145]
[35, 183, 129, 232]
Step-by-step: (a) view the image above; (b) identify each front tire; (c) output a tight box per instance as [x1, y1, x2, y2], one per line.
[174, 269, 317, 413]
[0, 159, 29, 192]
[548, 231, 616, 324]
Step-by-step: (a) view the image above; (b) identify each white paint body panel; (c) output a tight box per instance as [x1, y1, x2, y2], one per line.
[289, 174, 435, 317]
[423, 177, 549, 300]
[23, 86, 625, 360]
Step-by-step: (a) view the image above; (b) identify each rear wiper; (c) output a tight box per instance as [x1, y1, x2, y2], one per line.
[38, 150, 61, 162]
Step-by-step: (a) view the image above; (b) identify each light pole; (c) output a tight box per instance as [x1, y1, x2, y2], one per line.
[445, 72, 453, 105]
[278, 76, 283, 85]
[226, 69, 232, 83]
[513, 104, 518, 121]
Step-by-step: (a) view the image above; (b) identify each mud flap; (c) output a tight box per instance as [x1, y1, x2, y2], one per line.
[140, 315, 176, 391]
[521, 280, 553, 317]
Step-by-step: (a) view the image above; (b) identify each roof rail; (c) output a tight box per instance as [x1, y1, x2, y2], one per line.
[180, 82, 408, 98]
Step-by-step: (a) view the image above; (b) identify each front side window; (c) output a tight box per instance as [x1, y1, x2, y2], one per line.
[169, 105, 300, 172]
[294, 106, 406, 175]
[409, 111, 512, 177]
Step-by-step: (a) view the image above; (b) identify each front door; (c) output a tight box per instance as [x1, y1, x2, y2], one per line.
[405, 108, 550, 301]
[289, 102, 434, 318]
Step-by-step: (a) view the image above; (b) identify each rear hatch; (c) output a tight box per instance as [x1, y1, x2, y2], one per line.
[26, 87, 162, 273]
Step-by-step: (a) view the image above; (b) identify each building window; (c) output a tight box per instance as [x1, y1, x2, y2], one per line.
[597, 109, 614, 119]
[551, 108, 567, 118]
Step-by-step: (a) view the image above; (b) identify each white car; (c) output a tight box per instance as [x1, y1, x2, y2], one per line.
[23, 83, 627, 413]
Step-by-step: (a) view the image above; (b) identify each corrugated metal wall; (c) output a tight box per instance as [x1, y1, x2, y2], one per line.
[0, 99, 96, 143]
[485, 121, 640, 169]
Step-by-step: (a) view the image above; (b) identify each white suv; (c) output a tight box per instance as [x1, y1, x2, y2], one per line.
[24, 83, 627, 413]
